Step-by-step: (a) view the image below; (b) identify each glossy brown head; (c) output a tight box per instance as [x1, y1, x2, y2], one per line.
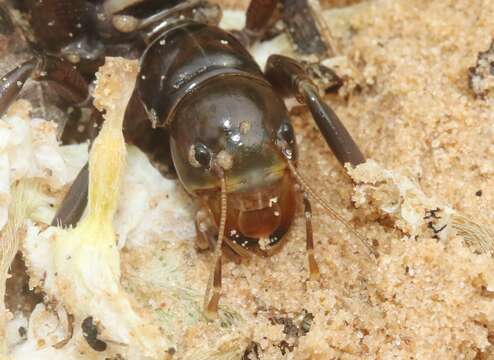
[169, 74, 298, 255]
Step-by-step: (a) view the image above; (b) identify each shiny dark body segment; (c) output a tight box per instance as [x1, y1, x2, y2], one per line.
[129, 20, 299, 255]
[136, 21, 263, 127]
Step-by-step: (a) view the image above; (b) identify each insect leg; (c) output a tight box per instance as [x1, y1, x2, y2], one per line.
[3, 55, 99, 228]
[195, 201, 245, 263]
[114, 0, 222, 42]
[38, 56, 90, 105]
[303, 193, 320, 279]
[195, 206, 216, 251]
[265, 54, 365, 167]
[0, 4, 14, 36]
[37, 57, 102, 226]
[51, 163, 89, 227]
[204, 256, 223, 320]
[0, 58, 40, 117]
[283, 0, 330, 57]
[27, 0, 94, 52]
[231, 0, 279, 46]
[0, 54, 91, 118]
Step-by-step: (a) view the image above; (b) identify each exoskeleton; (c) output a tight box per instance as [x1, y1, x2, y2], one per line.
[0, 0, 374, 319]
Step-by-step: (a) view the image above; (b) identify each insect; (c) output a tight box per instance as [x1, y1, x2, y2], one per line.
[0, 0, 374, 319]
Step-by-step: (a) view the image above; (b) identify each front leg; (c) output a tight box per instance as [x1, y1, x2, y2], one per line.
[265, 54, 365, 167]
[195, 205, 217, 251]
[195, 202, 245, 261]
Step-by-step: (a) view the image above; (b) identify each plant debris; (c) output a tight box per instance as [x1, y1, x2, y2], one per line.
[469, 40, 494, 97]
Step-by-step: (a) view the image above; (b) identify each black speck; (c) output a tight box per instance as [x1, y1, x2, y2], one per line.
[476, 190, 482, 197]
[18, 326, 27, 338]
[278, 340, 293, 355]
[270, 309, 314, 338]
[82, 316, 107, 352]
[242, 341, 260, 360]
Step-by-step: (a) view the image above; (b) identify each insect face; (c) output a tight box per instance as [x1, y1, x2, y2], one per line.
[169, 75, 298, 254]
[219, 171, 297, 253]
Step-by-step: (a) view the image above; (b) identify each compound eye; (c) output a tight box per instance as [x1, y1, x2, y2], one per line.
[189, 143, 212, 168]
[277, 122, 295, 145]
